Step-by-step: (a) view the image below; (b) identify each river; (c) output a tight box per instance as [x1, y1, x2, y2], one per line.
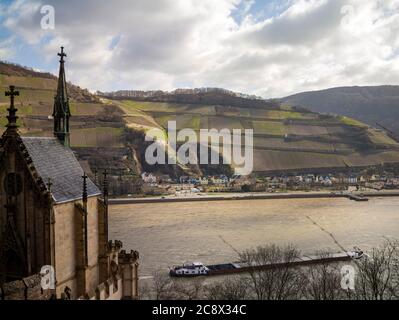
[109, 197, 399, 277]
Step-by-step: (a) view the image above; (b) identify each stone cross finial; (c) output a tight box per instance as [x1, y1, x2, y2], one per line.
[5, 85, 19, 129]
[58, 46, 67, 63]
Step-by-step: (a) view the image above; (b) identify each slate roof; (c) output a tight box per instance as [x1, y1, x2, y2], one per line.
[21, 137, 101, 204]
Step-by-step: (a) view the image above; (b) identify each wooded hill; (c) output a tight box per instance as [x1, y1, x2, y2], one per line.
[282, 86, 399, 135]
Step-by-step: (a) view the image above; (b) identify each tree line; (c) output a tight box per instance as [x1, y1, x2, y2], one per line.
[140, 240, 399, 300]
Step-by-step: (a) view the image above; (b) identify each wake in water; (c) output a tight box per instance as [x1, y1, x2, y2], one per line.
[218, 235, 240, 257]
[304, 215, 366, 261]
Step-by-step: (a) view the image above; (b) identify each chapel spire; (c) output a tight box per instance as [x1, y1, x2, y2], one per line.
[53, 46, 71, 147]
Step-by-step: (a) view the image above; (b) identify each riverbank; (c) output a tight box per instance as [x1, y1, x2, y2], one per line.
[109, 190, 399, 205]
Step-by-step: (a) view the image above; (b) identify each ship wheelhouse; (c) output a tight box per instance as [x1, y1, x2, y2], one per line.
[170, 262, 209, 276]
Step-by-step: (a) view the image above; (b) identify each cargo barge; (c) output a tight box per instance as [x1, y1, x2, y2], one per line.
[169, 250, 364, 277]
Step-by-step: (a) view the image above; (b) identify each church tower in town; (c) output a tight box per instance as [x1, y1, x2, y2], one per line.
[52, 46, 71, 147]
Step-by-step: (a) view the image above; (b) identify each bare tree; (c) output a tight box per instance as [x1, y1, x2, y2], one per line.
[354, 240, 399, 300]
[239, 244, 305, 300]
[145, 241, 399, 301]
[151, 270, 205, 300]
[302, 252, 344, 300]
[205, 277, 249, 300]
[138, 281, 152, 300]
[152, 270, 174, 300]
[171, 279, 204, 300]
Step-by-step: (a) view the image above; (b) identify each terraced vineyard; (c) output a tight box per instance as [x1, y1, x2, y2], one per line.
[2, 61, 399, 175]
[0, 62, 131, 178]
[111, 97, 399, 173]
[0, 65, 124, 146]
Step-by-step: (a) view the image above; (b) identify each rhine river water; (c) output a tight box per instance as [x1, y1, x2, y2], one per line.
[109, 197, 399, 277]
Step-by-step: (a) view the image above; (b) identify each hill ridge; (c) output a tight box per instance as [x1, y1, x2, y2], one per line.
[282, 85, 399, 134]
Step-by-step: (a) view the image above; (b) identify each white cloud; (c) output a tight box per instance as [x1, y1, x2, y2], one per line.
[1, 0, 399, 97]
[0, 37, 16, 60]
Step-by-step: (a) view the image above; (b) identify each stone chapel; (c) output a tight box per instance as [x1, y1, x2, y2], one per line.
[0, 47, 139, 300]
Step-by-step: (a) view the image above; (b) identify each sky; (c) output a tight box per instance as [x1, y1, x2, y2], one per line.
[0, 0, 398, 98]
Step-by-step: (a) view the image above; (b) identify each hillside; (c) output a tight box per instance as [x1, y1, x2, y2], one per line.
[0, 61, 99, 103]
[281, 86, 399, 135]
[2, 61, 399, 178]
[0, 62, 232, 182]
[0, 61, 134, 189]
[103, 90, 399, 174]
